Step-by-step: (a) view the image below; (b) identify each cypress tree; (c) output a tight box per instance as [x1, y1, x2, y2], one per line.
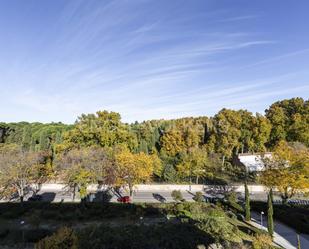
[267, 189, 274, 237]
[245, 181, 251, 221]
[139, 139, 149, 154]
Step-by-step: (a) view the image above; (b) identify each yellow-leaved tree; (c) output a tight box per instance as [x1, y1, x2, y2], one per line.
[0, 144, 43, 204]
[115, 149, 161, 198]
[260, 140, 309, 203]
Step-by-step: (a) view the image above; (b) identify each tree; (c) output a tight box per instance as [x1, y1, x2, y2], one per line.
[245, 181, 250, 221]
[251, 114, 272, 152]
[61, 111, 138, 151]
[260, 140, 309, 204]
[176, 147, 209, 184]
[0, 144, 41, 203]
[171, 190, 183, 202]
[267, 189, 274, 237]
[266, 98, 309, 147]
[161, 164, 178, 182]
[56, 147, 115, 201]
[212, 109, 242, 165]
[193, 191, 204, 202]
[21, 126, 32, 151]
[160, 130, 185, 157]
[114, 149, 157, 197]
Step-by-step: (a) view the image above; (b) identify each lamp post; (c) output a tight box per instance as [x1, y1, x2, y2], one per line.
[20, 220, 25, 245]
[260, 211, 264, 227]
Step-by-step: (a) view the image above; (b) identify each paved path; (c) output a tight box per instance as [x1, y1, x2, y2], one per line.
[251, 212, 309, 249]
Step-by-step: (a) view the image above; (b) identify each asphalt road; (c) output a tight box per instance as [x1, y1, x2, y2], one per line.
[23, 188, 270, 203]
[251, 212, 309, 249]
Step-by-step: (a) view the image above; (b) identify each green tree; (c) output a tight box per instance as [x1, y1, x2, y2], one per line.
[252, 114, 272, 152]
[266, 98, 309, 147]
[193, 191, 204, 202]
[162, 164, 178, 182]
[267, 189, 274, 237]
[176, 147, 210, 184]
[171, 190, 183, 202]
[21, 126, 32, 151]
[61, 111, 137, 151]
[245, 181, 250, 221]
[213, 109, 242, 165]
[138, 139, 149, 154]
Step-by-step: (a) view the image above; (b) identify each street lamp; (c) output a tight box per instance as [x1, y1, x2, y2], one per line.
[20, 220, 25, 245]
[260, 211, 264, 227]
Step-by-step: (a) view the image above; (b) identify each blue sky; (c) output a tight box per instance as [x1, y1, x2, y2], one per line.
[0, 0, 308, 123]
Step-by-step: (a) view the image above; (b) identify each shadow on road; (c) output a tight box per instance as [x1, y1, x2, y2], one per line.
[86, 190, 113, 203]
[41, 192, 56, 202]
[152, 193, 166, 203]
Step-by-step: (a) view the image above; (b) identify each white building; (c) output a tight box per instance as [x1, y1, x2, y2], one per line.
[238, 153, 272, 172]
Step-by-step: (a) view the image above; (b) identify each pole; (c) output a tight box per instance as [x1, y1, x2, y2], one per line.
[260, 211, 264, 227]
[189, 166, 192, 192]
[297, 234, 301, 249]
[20, 220, 25, 245]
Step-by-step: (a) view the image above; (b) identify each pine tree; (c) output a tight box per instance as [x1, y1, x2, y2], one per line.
[267, 189, 274, 237]
[245, 181, 251, 221]
[21, 126, 32, 151]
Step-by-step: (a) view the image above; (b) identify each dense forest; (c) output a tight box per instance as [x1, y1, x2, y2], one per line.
[0, 97, 308, 184]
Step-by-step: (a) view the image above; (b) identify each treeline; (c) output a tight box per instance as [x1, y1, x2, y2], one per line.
[0, 122, 72, 151]
[0, 97, 308, 184]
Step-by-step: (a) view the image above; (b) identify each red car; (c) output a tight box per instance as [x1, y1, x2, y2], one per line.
[117, 196, 131, 203]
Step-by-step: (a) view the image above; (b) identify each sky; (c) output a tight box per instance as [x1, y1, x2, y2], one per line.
[0, 0, 308, 124]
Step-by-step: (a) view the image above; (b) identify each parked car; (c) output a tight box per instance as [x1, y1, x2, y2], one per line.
[28, 195, 42, 201]
[117, 196, 131, 203]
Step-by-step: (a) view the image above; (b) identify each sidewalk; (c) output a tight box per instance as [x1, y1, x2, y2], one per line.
[251, 212, 309, 249]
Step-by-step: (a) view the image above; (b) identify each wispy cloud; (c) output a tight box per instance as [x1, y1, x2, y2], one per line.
[0, 0, 308, 123]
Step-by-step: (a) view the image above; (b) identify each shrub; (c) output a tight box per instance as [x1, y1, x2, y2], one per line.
[252, 234, 275, 249]
[229, 192, 243, 212]
[35, 227, 78, 249]
[193, 192, 204, 202]
[171, 190, 184, 202]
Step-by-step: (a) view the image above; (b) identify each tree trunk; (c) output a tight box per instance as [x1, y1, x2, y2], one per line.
[222, 155, 225, 170]
[196, 176, 199, 184]
[129, 184, 134, 202]
[245, 182, 251, 221]
[270, 188, 274, 203]
[282, 188, 289, 205]
[282, 196, 288, 205]
[72, 184, 76, 201]
[19, 186, 24, 207]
